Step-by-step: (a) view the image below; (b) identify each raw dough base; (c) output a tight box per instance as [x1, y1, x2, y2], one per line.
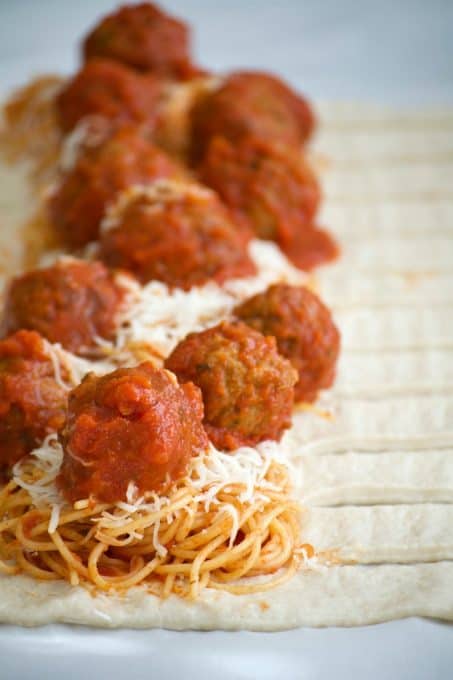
[0, 102, 452, 628]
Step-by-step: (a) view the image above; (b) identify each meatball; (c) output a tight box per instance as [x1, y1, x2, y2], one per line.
[49, 124, 184, 248]
[0, 330, 67, 475]
[190, 71, 315, 164]
[83, 3, 201, 80]
[235, 285, 340, 403]
[199, 135, 338, 271]
[99, 181, 256, 289]
[58, 363, 208, 503]
[56, 59, 165, 134]
[165, 321, 297, 450]
[199, 135, 319, 238]
[2, 259, 125, 355]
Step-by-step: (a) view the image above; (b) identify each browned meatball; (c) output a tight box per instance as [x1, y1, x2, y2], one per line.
[0, 330, 67, 476]
[56, 58, 165, 134]
[58, 363, 208, 503]
[83, 3, 202, 80]
[99, 181, 256, 289]
[2, 259, 125, 355]
[48, 123, 184, 248]
[235, 284, 340, 402]
[190, 71, 315, 164]
[198, 135, 338, 271]
[165, 321, 297, 450]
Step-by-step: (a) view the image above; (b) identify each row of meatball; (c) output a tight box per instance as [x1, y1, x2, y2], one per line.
[49, 106, 331, 274]
[45, 2, 336, 272]
[0, 270, 339, 500]
[0, 3, 339, 502]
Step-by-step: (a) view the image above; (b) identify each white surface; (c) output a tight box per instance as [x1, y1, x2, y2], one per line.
[0, 0, 452, 104]
[0, 1, 452, 679]
[0, 619, 452, 680]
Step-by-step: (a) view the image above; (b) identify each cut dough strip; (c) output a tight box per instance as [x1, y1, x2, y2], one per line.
[315, 128, 453, 162]
[324, 163, 453, 200]
[321, 198, 453, 237]
[295, 451, 453, 505]
[287, 395, 453, 443]
[331, 237, 453, 273]
[336, 306, 453, 351]
[304, 505, 453, 564]
[319, 272, 453, 308]
[315, 101, 453, 127]
[334, 349, 453, 399]
[288, 434, 453, 456]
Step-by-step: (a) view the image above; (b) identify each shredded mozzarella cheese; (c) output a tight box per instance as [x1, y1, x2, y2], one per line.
[43, 338, 115, 388]
[48, 503, 62, 534]
[59, 115, 112, 172]
[191, 441, 288, 504]
[12, 433, 63, 510]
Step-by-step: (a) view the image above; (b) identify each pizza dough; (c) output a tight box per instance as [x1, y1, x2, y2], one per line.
[0, 102, 452, 629]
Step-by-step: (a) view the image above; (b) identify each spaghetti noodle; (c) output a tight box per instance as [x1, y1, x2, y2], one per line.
[0, 439, 308, 599]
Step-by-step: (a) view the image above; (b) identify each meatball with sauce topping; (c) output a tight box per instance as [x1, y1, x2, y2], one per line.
[0, 330, 67, 476]
[49, 124, 184, 248]
[99, 181, 256, 290]
[235, 284, 340, 403]
[56, 59, 165, 134]
[83, 2, 202, 80]
[58, 363, 208, 503]
[199, 135, 338, 271]
[2, 260, 125, 355]
[190, 71, 315, 165]
[165, 321, 297, 451]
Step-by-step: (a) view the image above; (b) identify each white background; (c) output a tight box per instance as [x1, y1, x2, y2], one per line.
[0, 0, 452, 103]
[0, 1, 452, 678]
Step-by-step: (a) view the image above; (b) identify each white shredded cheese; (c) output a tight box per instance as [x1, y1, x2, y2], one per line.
[126, 481, 140, 505]
[222, 503, 240, 548]
[43, 338, 115, 388]
[12, 433, 63, 511]
[191, 441, 287, 504]
[59, 115, 112, 172]
[48, 503, 62, 534]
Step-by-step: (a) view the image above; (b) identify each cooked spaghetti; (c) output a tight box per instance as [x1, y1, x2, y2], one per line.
[0, 437, 308, 598]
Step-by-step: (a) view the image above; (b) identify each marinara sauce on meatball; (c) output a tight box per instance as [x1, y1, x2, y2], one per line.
[235, 284, 340, 403]
[2, 259, 125, 355]
[49, 124, 184, 248]
[0, 330, 67, 475]
[190, 71, 315, 164]
[56, 59, 165, 134]
[199, 135, 319, 237]
[58, 363, 208, 503]
[100, 181, 256, 289]
[199, 135, 338, 270]
[83, 2, 201, 80]
[165, 321, 297, 451]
